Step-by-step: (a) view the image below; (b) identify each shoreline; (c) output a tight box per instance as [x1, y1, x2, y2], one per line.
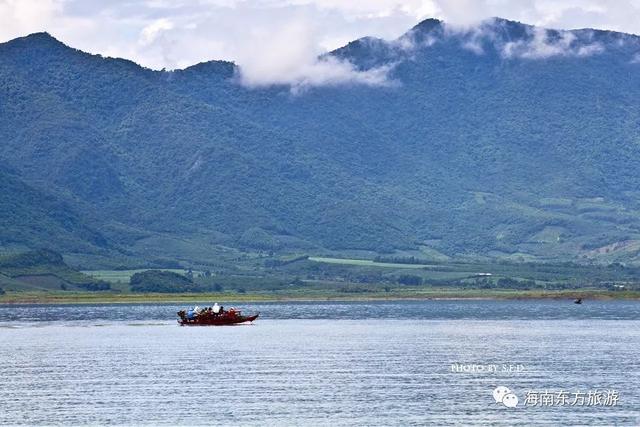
[1, 289, 639, 304]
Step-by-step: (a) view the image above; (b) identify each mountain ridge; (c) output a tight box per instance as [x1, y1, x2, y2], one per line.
[7, 16, 640, 73]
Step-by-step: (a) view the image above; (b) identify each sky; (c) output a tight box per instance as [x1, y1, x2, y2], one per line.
[1, 0, 640, 87]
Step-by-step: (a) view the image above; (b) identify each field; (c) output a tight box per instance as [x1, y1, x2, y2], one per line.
[308, 257, 438, 269]
[2, 249, 640, 304]
[81, 269, 199, 284]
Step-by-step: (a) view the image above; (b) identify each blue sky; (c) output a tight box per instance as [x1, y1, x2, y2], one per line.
[1, 0, 640, 86]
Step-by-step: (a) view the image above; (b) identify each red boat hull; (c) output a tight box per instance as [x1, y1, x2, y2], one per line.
[178, 312, 259, 326]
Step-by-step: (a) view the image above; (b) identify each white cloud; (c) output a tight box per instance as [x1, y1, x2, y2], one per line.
[575, 42, 605, 57]
[139, 18, 174, 46]
[502, 27, 603, 59]
[455, 26, 490, 55]
[0, 0, 61, 38]
[244, 57, 395, 92]
[232, 17, 394, 89]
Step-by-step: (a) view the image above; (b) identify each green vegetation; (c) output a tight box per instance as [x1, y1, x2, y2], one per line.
[2, 21, 640, 303]
[129, 270, 199, 293]
[0, 249, 110, 292]
[83, 269, 197, 284]
[1, 248, 638, 303]
[3, 22, 640, 266]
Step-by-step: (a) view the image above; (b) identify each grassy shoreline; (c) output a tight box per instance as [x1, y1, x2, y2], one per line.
[1, 289, 639, 304]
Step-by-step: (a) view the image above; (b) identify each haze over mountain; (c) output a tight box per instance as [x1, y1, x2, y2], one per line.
[3, 17, 640, 265]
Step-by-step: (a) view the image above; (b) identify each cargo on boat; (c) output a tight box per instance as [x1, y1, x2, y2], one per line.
[177, 303, 258, 326]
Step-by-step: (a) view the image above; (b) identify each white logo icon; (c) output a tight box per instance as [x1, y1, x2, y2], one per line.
[493, 386, 518, 408]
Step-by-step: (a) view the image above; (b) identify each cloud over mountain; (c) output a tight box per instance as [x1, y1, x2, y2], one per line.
[2, 0, 640, 90]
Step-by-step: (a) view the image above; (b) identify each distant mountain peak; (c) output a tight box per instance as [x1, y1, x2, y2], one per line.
[15, 31, 67, 46]
[403, 18, 445, 45]
[24, 31, 57, 40]
[1, 31, 72, 55]
[410, 18, 443, 32]
[179, 59, 237, 77]
[485, 16, 528, 26]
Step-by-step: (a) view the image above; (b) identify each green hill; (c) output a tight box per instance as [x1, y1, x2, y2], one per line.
[2, 19, 640, 264]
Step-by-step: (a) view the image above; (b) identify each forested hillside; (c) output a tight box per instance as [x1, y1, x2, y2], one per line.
[3, 18, 640, 264]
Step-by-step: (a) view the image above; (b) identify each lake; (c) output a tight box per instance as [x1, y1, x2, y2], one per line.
[0, 300, 639, 426]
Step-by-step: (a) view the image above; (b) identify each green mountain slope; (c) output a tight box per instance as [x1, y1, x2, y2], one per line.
[0, 167, 108, 252]
[2, 19, 640, 263]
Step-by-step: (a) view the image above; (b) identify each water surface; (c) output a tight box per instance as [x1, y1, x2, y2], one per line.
[0, 301, 638, 426]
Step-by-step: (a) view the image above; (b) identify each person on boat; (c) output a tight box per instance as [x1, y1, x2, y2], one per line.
[212, 303, 221, 315]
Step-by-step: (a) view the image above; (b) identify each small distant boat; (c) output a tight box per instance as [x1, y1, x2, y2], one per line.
[177, 304, 259, 326]
[574, 298, 583, 305]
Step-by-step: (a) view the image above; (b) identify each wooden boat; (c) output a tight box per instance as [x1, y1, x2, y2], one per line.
[177, 307, 259, 326]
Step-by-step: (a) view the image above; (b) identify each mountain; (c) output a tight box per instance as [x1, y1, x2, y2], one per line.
[2, 19, 640, 264]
